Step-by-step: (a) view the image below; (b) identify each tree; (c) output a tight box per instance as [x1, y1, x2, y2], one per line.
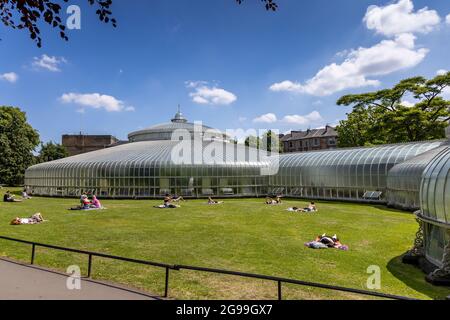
[236, 0, 278, 11]
[1, 0, 277, 48]
[38, 141, 68, 163]
[336, 72, 450, 147]
[261, 130, 282, 152]
[245, 135, 260, 149]
[0, 106, 40, 185]
[0, 0, 116, 48]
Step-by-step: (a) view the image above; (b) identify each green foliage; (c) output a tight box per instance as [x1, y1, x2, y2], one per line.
[37, 141, 69, 163]
[0, 0, 116, 48]
[337, 73, 450, 147]
[1, 0, 276, 48]
[0, 106, 40, 186]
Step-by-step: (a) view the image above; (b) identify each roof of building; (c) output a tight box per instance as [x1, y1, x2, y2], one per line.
[128, 109, 228, 142]
[281, 126, 338, 142]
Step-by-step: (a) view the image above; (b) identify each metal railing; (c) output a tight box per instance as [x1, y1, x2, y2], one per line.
[0, 235, 416, 300]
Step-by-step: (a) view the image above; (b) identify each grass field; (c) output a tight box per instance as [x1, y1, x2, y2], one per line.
[0, 188, 448, 300]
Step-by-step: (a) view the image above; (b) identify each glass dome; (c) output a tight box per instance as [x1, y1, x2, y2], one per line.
[25, 140, 271, 198]
[387, 143, 449, 211]
[270, 140, 444, 202]
[418, 146, 450, 267]
[128, 110, 229, 142]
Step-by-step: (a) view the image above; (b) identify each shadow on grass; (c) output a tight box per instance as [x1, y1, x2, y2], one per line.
[387, 254, 449, 300]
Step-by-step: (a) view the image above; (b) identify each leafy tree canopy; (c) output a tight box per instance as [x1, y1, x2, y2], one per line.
[1, 0, 277, 48]
[37, 141, 68, 163]
[336, 72, 450, 147]
[0, 106, 40, 186]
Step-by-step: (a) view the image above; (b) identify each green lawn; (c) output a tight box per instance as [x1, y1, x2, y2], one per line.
[0, 188, 448, 300]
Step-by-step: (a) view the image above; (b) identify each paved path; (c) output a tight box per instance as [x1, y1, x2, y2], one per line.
[0, 258, 157, 300]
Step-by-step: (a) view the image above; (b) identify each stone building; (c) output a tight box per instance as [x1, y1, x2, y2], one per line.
[62, 134, 121, 156]
[280, 126, 338, 153]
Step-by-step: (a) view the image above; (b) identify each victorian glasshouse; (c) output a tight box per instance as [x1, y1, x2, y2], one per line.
[24, 111, 450, 285]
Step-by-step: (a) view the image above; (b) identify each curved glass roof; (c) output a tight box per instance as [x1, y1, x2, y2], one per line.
[420, 146, 450, 227]
[128, 111, 226, 142]
[386, 144, 449, 210]
[27, 140, 270, 170]
[273, 140, 445, 192]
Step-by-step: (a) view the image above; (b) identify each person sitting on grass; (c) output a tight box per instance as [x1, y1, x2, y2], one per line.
[22, 188, 32, 200]
[91, 195, 102, 209]
[70, 195, 93, 210]
[207, 197, 223, 205]
[81, 195, 91, 209]
[304, 202, 317, 212]
[10, 213, 45, 225]
[155, 194, 179, 209]
[3, 191, 23, 203]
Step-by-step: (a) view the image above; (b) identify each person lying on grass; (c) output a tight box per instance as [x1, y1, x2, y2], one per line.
[287, 202, 318, 213]
[304, 234, 348, 250]
[10, 213, 45, 225]
[164, 194, 185, 203]
[265, 196, 282, 205]
[207, 197, 223, 205]
[3, 191, 23, 203]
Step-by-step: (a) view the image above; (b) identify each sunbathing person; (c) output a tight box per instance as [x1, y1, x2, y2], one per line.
[91, 195, 102, 209]
[22, 189, 32, 200]
[156, 194, 180, 209]
[11, 213, 45, 225]
[266, 197, 281, 205]
[171, 195, 185, 202]
[305, 202, 317, 212]
[305, 234, 348, 250]
[81, 195, 91, 209]
[3, 191, 23, 203]
[207, 197, 223, 205]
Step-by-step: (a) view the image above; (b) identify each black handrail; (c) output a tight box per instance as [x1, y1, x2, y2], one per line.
[0, 235, 416, 300]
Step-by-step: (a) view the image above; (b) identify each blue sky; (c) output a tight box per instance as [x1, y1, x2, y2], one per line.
[0, 0, 449, 143]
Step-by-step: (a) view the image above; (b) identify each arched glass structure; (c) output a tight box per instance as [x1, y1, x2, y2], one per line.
[128, 110, 228, 143]
[25, 140, 271, 198]
[270, 141, 444, 202]
[419, 146, 450, 267]
[387, 144, 449, 211]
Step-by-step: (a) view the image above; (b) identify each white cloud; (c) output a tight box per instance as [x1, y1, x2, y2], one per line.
[187, 81, 237, 105]
[33, 54, 67, 72]
[437, 69, 448, 76]
[441, 87, 450, 101]
[364, 0, 440, 37]
[446, 14, 450, 24]
[0, 72, 18, 83]
[60, 93, 134, 112]
[401, 100, 415, 107]
[282, 111, 323, 125]
[253, 113, 278, 123]
[270, 34, 427, 96]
